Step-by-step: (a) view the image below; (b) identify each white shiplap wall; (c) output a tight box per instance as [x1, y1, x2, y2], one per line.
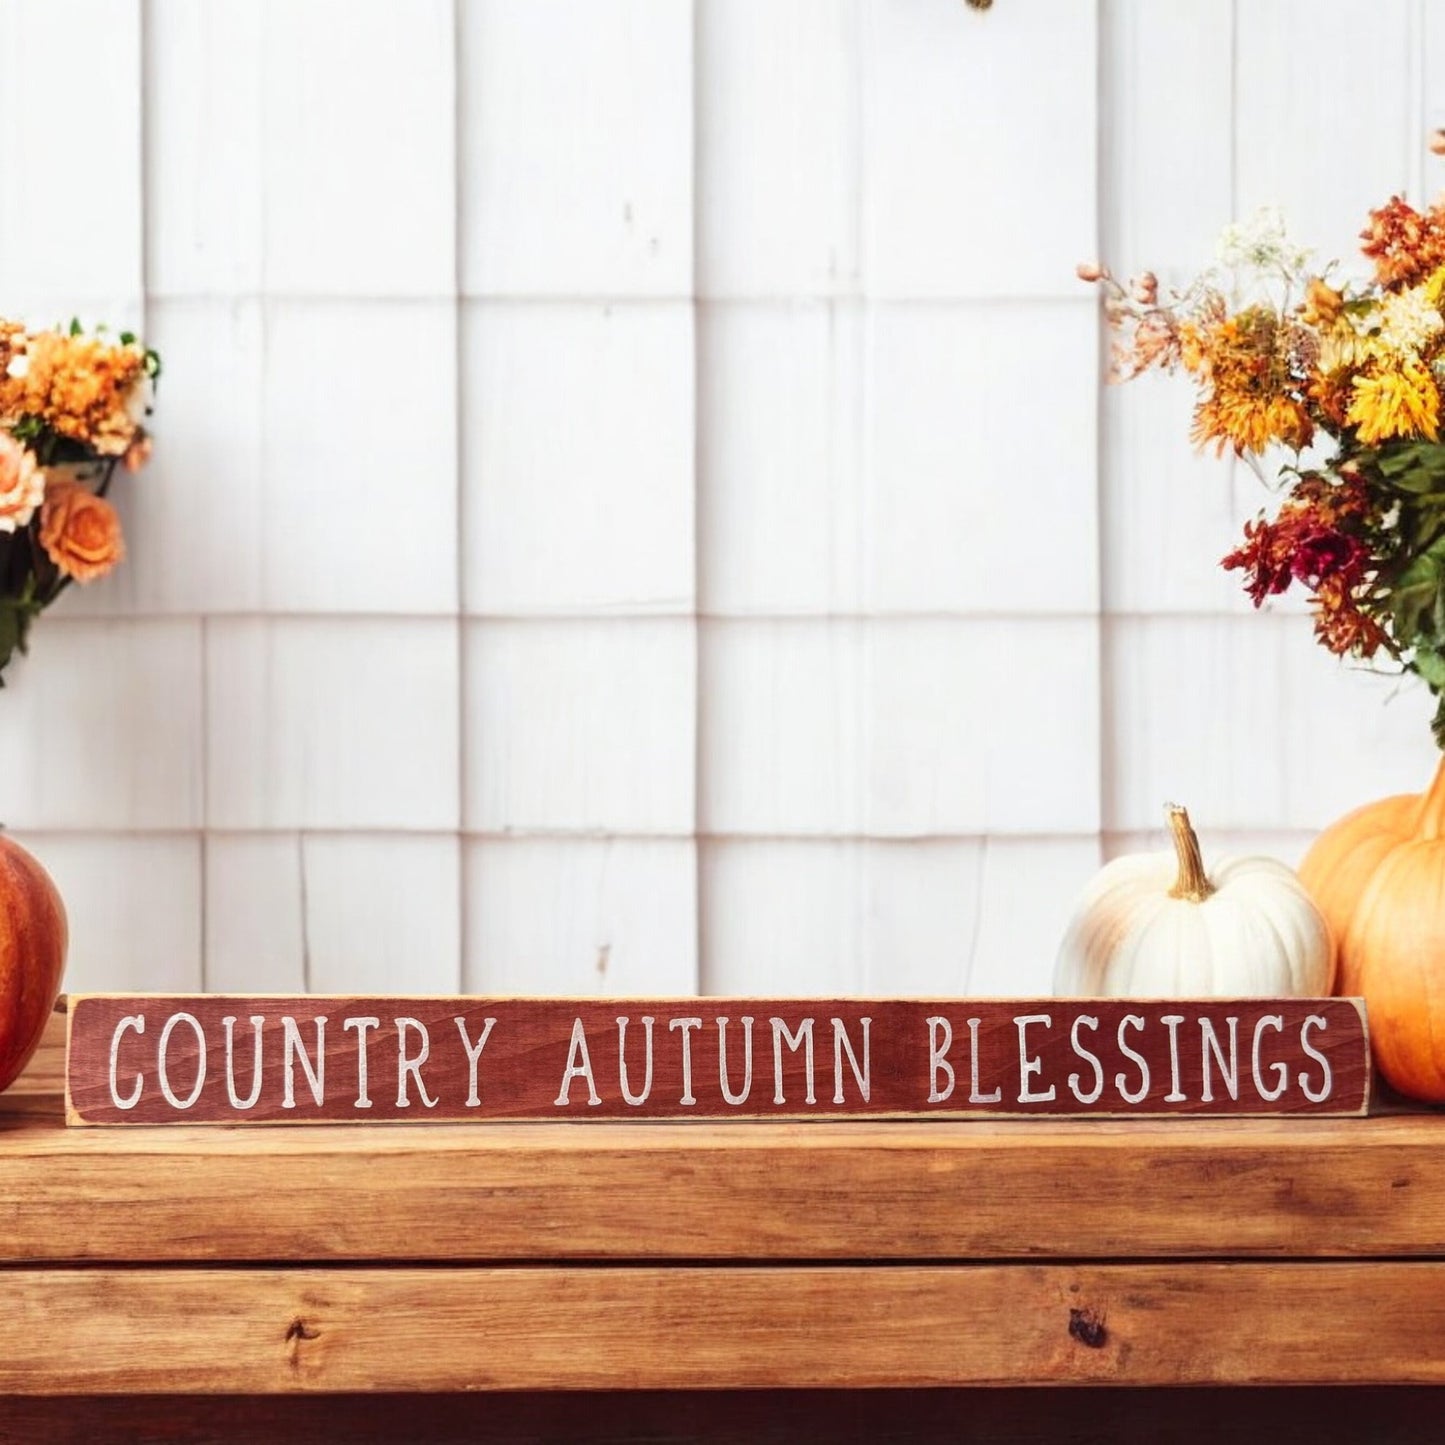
[0, 0, 1436, 999]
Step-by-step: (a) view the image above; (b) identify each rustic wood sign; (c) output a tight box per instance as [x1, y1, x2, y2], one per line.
[64, 995, 1370, 1125]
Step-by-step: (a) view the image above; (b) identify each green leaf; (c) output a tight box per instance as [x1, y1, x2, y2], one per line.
[1414, 647, 1445, 689]
[0, 599, 32, 675]
[0, 611, 20, 673]
[1366, 441, 1445, 502]
[68, 317, 82, 337]
[1390, 548, 1445, 640]
[0, 589, 44, 671]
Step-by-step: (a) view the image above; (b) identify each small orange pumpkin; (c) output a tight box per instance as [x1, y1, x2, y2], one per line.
[0, 835, 67, 1093]
[1299, 757, 1445, 1101]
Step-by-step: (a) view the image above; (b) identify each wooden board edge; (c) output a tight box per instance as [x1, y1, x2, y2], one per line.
[5, 1263, 1445, 1391]
[61, 996, 76, 1125]
[61, 991, 1374, 1005]
[62, 1104, 1376, 1128]
[1349, 995, 1375, 1115]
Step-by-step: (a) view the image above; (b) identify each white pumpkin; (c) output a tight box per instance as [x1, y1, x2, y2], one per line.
[1054, 804, 1335, 997]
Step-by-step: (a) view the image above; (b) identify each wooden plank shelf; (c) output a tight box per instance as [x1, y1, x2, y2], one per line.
[8, 1005, 1445, 1411]
[7, 1261, 1445, 1393]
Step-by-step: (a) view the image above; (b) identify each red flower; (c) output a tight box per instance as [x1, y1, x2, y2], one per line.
[1290, 528, 1368, 587]
[1223, 499, 1371, 610]
[1222, 520, 1290, 604]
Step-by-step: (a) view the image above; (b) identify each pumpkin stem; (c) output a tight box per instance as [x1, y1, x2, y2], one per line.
[1417, 754, 1445, 840]
[1165, 804, 1216, 903]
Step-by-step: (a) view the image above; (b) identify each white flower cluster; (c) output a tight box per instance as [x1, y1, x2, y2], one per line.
[1215, 206, 1313, 276]
[1376, 287, 1445, 356]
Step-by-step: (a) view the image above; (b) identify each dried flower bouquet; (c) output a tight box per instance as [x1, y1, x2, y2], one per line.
[0, 320, 159, 679]
[1085, 197, 1445, 745]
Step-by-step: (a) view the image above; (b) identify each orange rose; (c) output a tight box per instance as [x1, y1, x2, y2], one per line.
[39, 479, 125, 583]
[0, 434, 44, 532]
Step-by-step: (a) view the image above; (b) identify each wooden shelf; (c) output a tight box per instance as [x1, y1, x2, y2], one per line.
[8, 1007, 1445, 1401]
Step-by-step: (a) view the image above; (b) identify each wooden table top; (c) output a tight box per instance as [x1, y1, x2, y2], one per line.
[11, 1004, 1445, 1400]
[8, 1006, 1445, 1265]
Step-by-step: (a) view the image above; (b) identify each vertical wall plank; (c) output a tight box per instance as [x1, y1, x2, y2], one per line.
[697, 0, 1102, 995]
[1101, 370, 1255, 617]
[204, 835, 307, 993]
[207, 620, 460, 831]
[1099, 0, 1233, 281]
[260, 300, 458, 613]
[700, 620, 865, 836]
[206, 834, 462, 994]
[866, 302, 1098, 613]
[20, 834, 203, 993]
[0, 0, 143, 324]
[465, 838, 698, 994]
[261, 0, 454, 296]
[302, 835, 462, 994]
[701, 841, 870, 995]
[700, 300, 1098, 617]
[701, 837, 1102, 996]
[462, 302, 694, 616]
[1106, 615, 1439, 832]
[459, 0, 698, 994]
[700, 620, 1099, 838]
[865, 620, 1100, 837]
[465, 620, 696, 835]
[862, 0, 1096, 299]
[146, 0, 264, 298]
[0, 622, 202, 831]
[1423, 0, 1445, 201]
[1234, 0, 1413, 267]
[697, 302, 866, 615]
[696, 0, 860, 298]
[1098, 0, 1244, 617]
[962, 837, 1104, 997]
[459, 0, 693, 297]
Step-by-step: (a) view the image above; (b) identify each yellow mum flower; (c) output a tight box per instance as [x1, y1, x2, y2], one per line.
[1318, 322, 1380, 373]
[1191, 390, 1313, 456]
[1346, 361, 1441, 446]
[1425, 263, 1445, 311]
[17, 331, 147, 457]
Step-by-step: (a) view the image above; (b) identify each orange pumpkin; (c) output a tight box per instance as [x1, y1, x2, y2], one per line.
[0, 835, 67, 1093]
[1299, 757, 1445, 1101]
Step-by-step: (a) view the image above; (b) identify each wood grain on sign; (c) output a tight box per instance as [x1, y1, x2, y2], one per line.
[65, 996, 1369, 1126]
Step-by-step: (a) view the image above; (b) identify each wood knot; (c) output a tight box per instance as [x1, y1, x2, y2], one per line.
[285, 1317, 320, 1344]
[1068, 1306, 1107, 1349]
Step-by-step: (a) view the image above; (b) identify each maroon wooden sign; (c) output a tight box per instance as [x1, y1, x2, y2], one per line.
[64, 995, 1369, 1125]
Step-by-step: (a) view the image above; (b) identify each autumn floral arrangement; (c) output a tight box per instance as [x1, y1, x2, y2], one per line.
[0, 320, 159, 680]
[1082, 196, 1445, 745]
